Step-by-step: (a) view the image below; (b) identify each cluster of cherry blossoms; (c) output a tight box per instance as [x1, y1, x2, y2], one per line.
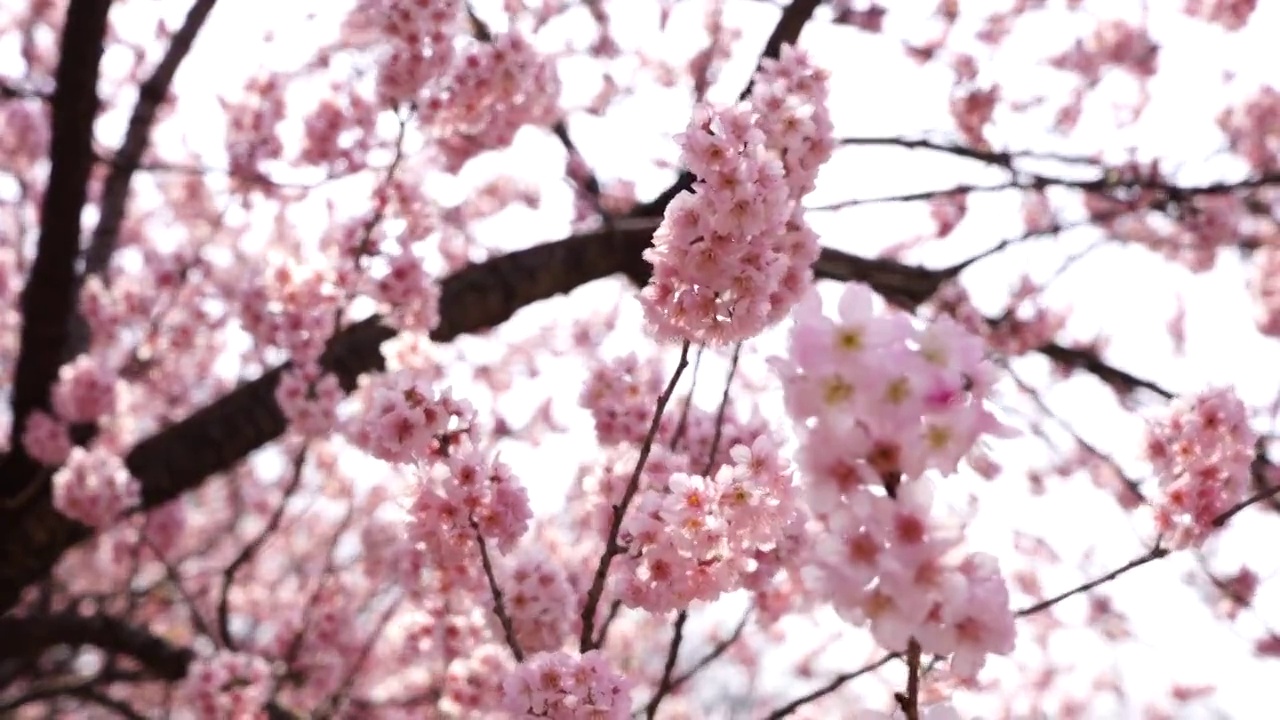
[1144, 385, 1256, 549]
[499, 546, 580, 654]
[578, 352, 812, 616]
[573, 438, 805, 615]
[349, 369, 534, 590]
[22, 354, 118, 466]
[50, 447, 140, 529]
[16, 353, 141, 528]
[500, 649, 632, 719]
[369, 0, 561, 170]
[641, 46, 836, 345]
[179, 650, 274, 720]
[774, 282, 1018, 678]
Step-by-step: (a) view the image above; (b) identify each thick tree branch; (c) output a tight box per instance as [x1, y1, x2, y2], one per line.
[0, 215, 1177, 614]
[0, 611, 304, 718]
[4, 0, 114, 499]
[0, 218, 658, 614]
[0, 611, 193, 681]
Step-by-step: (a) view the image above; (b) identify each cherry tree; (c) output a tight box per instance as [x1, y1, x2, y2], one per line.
[0, 0, 1277, 717]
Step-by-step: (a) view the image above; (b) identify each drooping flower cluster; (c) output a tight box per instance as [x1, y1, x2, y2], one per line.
[775, 282, 1017, 677]
[348, 369, 468, 465]
[641, 46, 835, 345]
[777, 283, 1008, 499]
[179, 650, 274, 720]
[578, 435, 802, 614]
[366, 0, 561, 170]
[21, 410, 72, 466]
[580, 353, 669, 446]
[500, 649, 633, 719]
[1144, 386, 1256, 549]
[275, 365, 345, 438]
[369, 0, 463, 105]
[429, 33, 563, 173]
[411, 438, 533, 559]
[20, 353, 121, 466]
[239, 252, 344, 367]
[348, 370, 533, 591]
[498, 547, 579, 654]
[50, 447, 140, 528]
[51, 354, 118, 423]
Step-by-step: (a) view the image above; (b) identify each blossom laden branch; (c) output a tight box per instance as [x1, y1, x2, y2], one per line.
[635, 0, 824, 218]
[4, 0, 114, 501]
[0, 219, 658, 614]
[579, 341, 691, 652]
[472, 519, 525, 663]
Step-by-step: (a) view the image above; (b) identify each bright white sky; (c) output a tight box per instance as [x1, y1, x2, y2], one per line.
[76, 0, 1280, 717]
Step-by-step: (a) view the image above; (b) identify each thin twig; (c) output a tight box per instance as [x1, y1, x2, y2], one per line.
[895, 640, 922, 720]
[668, 608, 752, 688]
[579, 342, 692, 652]
[217, 444, 309, 649]
[472, 519, 524, 662]
[1015, 542, 1169, 617]
[764, 652, 898, 719]
[670, 345, 705, 451]
[701, 343, 742, 477]
[644, 611, 688, 719]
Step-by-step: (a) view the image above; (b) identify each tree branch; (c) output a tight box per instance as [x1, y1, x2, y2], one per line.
[0, 218, 659, 614]
[0, 611, 305, 717]
[4, 0, 114, 500]
[0, 611, 193, 681]
[67, 0, 219, 358]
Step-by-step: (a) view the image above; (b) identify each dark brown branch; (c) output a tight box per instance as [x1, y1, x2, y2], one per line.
[0, 611, 305, 717]
[579, 341, 691, 652]
[644, 610, 688, 719]
[4, 0, 114, 500]
[472, 520, 524, 662]
[0, 611, 193, 681]
[0, 218, 659, 614]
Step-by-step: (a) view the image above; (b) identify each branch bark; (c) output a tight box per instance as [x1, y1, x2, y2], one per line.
[0, 218, 658, 614]
[0, 611, 193, 681]
[4, 0, 114, 500]
[0, 611, 304, 718]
